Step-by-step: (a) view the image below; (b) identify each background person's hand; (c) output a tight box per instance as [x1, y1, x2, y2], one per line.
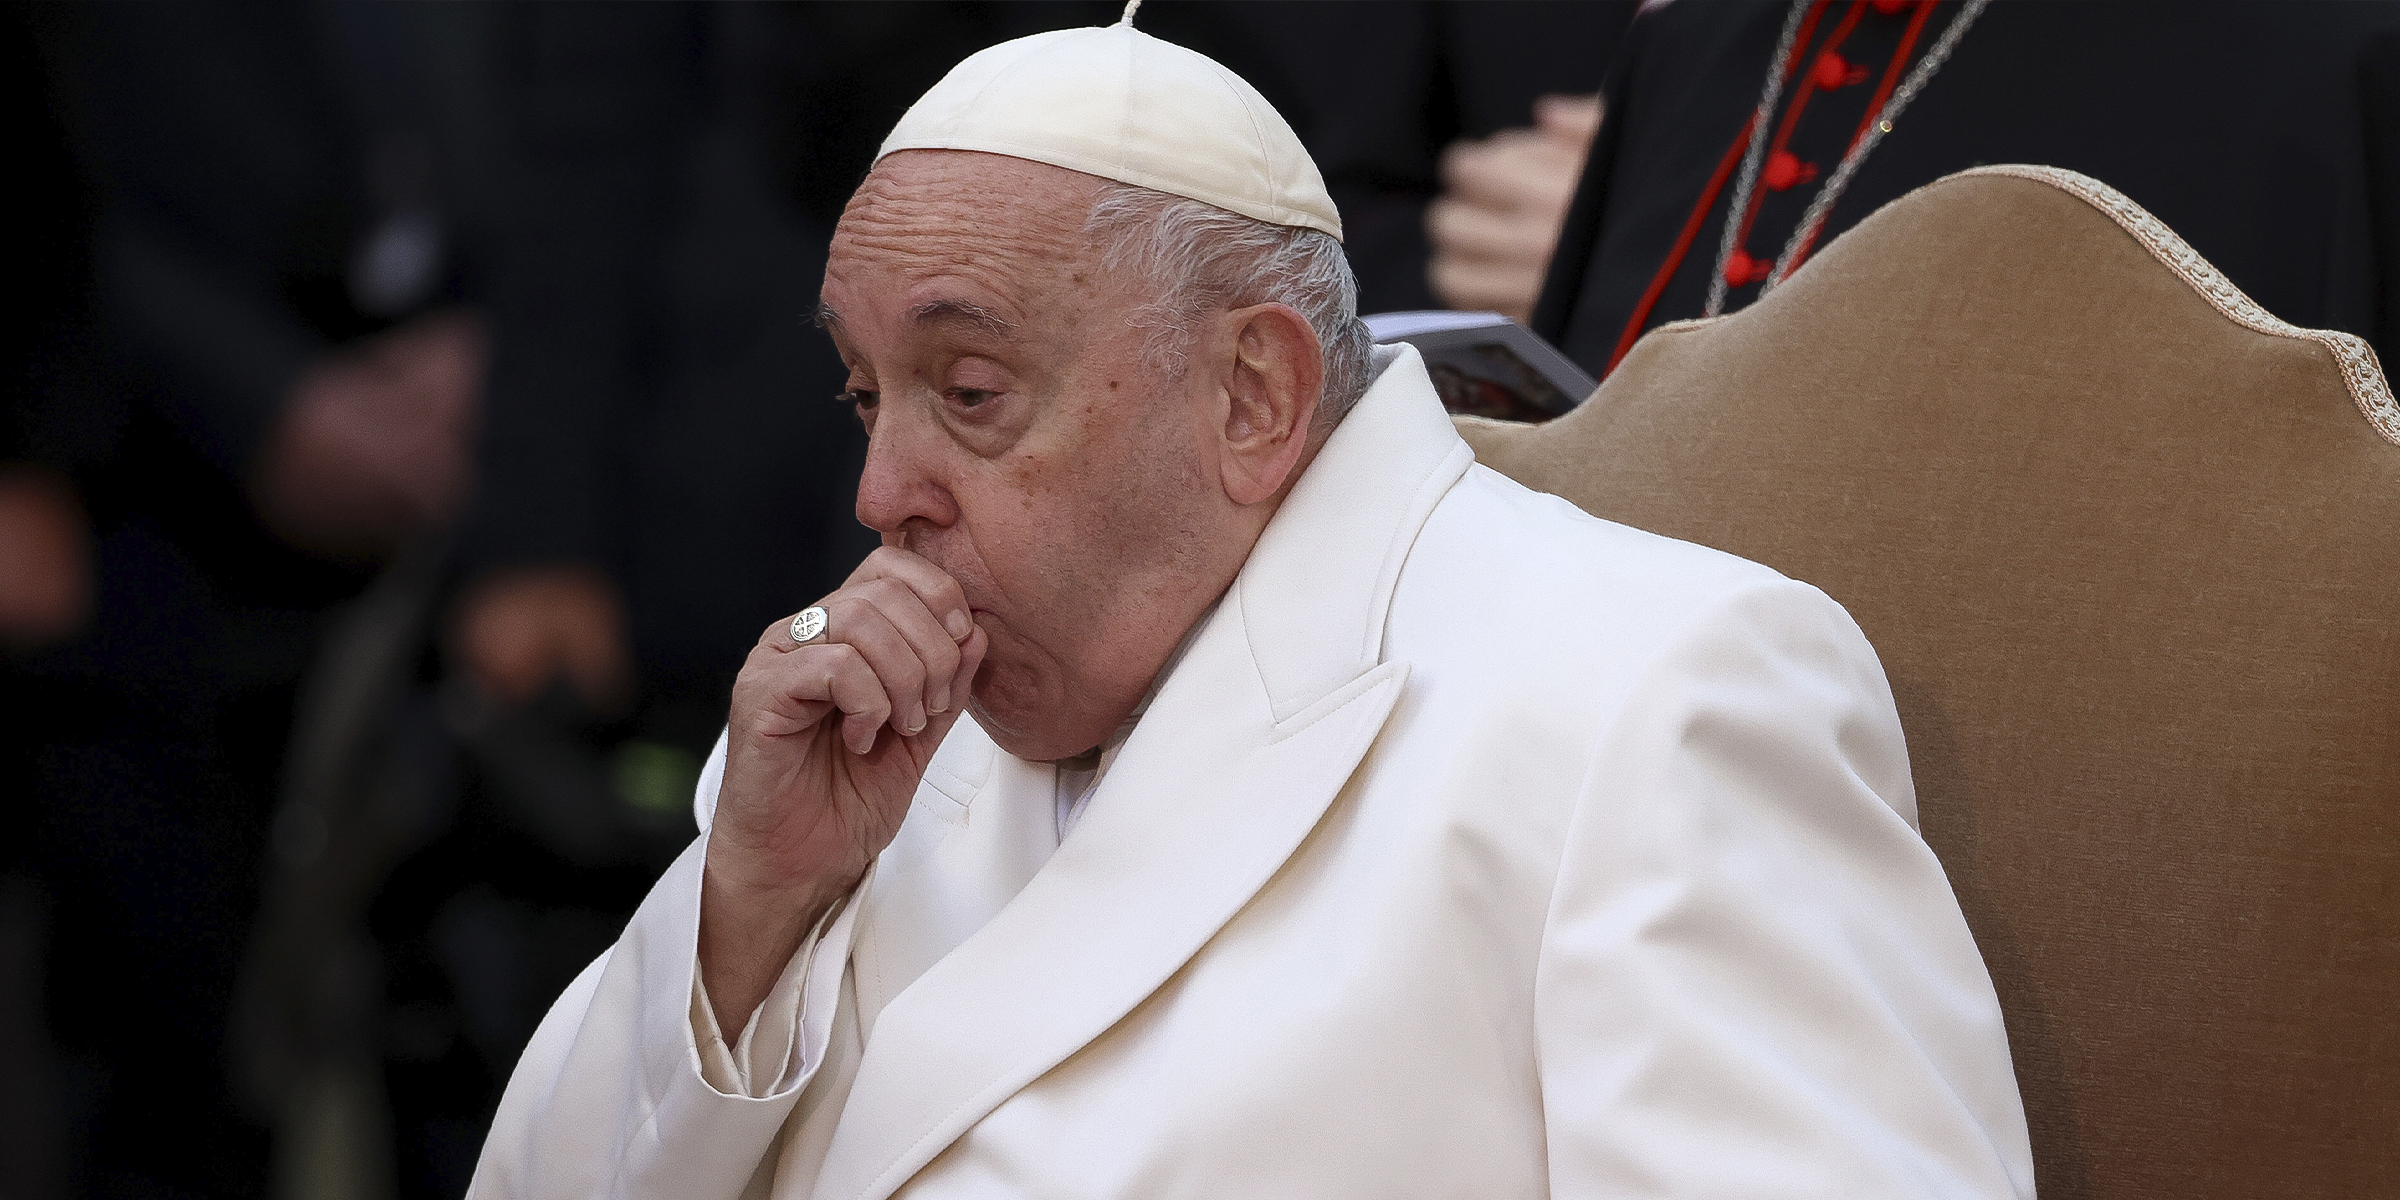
[252, 309, 485, 561]
[701, 546, 987, 1023]
[1425, 94, 1603, 323]
[451, 565, 635, 715]
[0, 465, 92, 650]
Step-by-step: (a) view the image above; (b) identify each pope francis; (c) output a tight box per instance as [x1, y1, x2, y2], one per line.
[469, 13, 2035, 1200]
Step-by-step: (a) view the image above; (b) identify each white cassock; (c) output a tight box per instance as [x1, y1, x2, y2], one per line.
[469, 345, 2036, 1200]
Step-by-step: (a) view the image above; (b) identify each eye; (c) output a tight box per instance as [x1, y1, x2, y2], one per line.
[838, 388, 879, 411]
[947, 388, 996, 409]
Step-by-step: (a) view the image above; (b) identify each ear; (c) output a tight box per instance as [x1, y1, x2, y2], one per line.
[1215, 303, 1324, 506]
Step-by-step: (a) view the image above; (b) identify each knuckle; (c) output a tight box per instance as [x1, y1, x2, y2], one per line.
[925, 569, 966, 605]
[819, 642, 863, 683]
[860, 576, 911, 608]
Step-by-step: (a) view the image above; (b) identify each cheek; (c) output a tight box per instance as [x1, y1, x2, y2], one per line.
[965, 471, 1105, 596]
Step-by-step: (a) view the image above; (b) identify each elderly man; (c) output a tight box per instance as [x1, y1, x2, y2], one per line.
[471, 17, 2032, 1200]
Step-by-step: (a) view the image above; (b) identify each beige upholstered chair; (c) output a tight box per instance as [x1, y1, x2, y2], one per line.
[1461, 166, 2399, 1198]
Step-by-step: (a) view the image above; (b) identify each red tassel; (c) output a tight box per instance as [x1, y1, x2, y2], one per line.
[1812, 50, 1870, 90]
[1723, 248, 1775, 286]
[1762, 149, 1819, 191]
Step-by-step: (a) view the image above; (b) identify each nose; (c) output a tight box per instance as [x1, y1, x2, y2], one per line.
[853, 408, 959, 539]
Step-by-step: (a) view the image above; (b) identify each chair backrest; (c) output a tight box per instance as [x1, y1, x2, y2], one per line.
[1461, 165, 2400, 1199]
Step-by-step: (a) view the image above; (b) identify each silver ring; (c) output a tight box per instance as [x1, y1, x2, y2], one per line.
[789, 606, 828, 646]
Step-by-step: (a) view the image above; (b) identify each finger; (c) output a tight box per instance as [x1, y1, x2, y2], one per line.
[1438, 133, 1557, 206]
[764, 603, 841, 652]
[748, 640, 892, 754]
[901, 622, 986, 749]
[820, 597, 931, 737]
[1428, 257, 1545, 320]
[848, 546, 974, 643]
[853, 575, 965, 716]
[764, 584, 955, 728]
[839, 577, 959, 727]
[949, 622, 986, 709]
[938, 621, 984, 709]
[1442, 136, 1588, 211]
[1426, 199, 1557, 264]
[902, 622, 989, 753]
[1534, 93, 1604, 140]
[1441, 158, 1549, 214]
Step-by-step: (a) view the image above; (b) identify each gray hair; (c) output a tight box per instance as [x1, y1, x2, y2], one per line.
[1083, 185, 1376, 432]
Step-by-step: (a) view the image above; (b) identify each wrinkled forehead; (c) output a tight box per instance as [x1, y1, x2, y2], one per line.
[826, 151, 1115, 314]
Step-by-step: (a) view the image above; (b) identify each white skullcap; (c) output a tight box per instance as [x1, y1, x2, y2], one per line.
[874, 7, 1343, 241]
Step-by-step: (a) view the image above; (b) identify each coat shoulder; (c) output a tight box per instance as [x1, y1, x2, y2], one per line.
[1386, 460, 1876, 717]
[1408, 460, 1807, 630]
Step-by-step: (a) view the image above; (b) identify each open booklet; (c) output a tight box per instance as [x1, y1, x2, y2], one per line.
[1362, 311, 1598, 423]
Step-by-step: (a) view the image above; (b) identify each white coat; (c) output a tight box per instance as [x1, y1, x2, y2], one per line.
[470, 346, 2035, 1200]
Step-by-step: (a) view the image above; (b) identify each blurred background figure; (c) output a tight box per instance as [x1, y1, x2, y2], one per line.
[3, 12, 102, 1198]
[12, 0, 490, 1195]
[1427, 92, 1606, 323]
[1532, 0, 2400, 380]
[5, 3, 1641, 1197]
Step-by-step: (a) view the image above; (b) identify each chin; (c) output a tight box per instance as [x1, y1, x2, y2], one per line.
[963, 667, 1098, 764]
[964, 695, 1079, 763]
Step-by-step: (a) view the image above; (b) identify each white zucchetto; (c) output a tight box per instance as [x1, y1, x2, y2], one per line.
[873, 8, 1343, 241]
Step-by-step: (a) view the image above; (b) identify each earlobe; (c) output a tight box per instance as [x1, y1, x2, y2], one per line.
[1217, 303, 1325, 507]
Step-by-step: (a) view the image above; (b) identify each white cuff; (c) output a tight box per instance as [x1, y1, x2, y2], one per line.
[689, 890, 860, 1098]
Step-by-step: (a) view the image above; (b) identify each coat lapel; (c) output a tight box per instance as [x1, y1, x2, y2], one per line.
[811, 346, 1473, 1200]
[847, 731, 1060, 1044]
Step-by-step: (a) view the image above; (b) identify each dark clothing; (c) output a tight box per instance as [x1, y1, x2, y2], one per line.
[17, 3, 491, 1193]
[1536, 0, 2400, 378]
[464, 3, 878, 681]
[1006, 1, 1637, 315]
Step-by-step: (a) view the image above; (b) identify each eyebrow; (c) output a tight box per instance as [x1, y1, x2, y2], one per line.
[813, 297, 1018, 338]
[908, 298, 1015, 335]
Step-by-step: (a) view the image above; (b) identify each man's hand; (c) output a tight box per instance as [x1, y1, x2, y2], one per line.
[1425, 94, 1603, 323]
[252, 310, 484, 561]
[0, 465, 91, 650]
[452, 565, 634, 714]
[701, 546, 987, 1027]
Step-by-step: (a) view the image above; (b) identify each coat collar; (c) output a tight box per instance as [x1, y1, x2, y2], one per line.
[813, 345, 1474, 1200]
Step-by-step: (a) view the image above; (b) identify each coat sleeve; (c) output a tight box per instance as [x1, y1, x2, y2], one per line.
[467, 734, 860, 1200]
[1535, 579, 2036, 1199]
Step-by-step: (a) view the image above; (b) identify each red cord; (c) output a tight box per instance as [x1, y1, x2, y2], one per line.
[1604, 117, 1758, 373]
[1604, 0, 1835, 374]
[1787, 0, 1940, 271]
[1727, 0, 1868, 258]
[1852, 0, 1939, 143]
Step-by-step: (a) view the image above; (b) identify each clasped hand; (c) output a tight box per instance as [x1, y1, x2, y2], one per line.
[700, 547, 987, 1026]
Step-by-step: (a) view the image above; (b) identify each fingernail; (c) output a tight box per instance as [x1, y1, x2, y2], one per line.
[905, 717, 925, 736]
[945, 611, 971, 641]
[931, 689, 950, 715]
